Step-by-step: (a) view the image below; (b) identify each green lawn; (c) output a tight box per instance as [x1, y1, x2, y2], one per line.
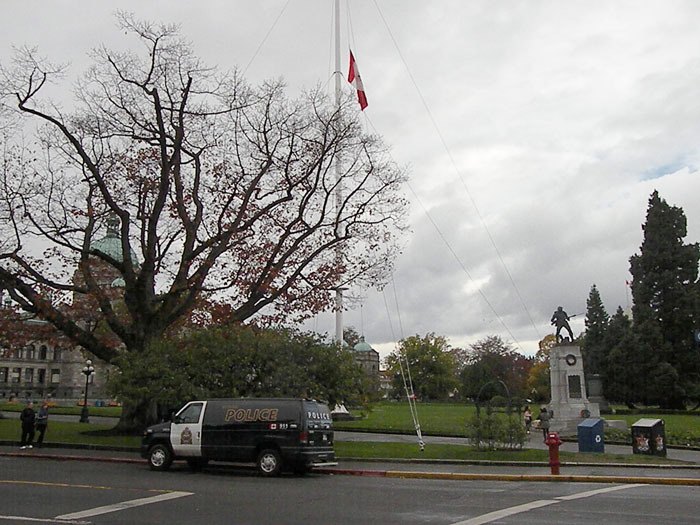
[0, 403, 122, 418]
[334, 441, 683, 465]
[0, 418, 682, 465]
[0, 419, 140, 448]
[334, 402, 476, 435]
[3, 400, 699, 451]
[336, 401, 700, 446]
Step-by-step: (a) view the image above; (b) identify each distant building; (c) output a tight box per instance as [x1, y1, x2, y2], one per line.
[0, 321, 109, 400]
[379, 369, 394, 398]
[0, 217, 129, 402]
[352, 337, 380, 393]
[352, 337, 380, 375]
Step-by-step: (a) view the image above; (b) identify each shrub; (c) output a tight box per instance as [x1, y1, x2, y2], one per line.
[465, 412, 526, 450]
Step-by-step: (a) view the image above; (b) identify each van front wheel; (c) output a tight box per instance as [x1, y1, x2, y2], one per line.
[148, 444, 172, 471]
[257, 448, 282, 476]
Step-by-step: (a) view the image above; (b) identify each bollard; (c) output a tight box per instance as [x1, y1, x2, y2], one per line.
[544, 431, 562, 475]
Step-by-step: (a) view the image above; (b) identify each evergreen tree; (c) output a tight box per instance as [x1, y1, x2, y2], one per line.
[582, 284, 609, 376]
[602, 306, 637, 406]
[629, 191, 700, 408]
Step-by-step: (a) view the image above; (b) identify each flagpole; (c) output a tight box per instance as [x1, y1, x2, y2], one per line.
[334, 0, 344, 347]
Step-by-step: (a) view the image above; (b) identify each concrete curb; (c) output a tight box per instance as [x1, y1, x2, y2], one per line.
[318, 468, 700, 486]
[0, 450, 143, 464]
[379, 470, 700, 486]
[338, 456, 700, 470]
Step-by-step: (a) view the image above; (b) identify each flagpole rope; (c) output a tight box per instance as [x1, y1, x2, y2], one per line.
[241, 0, 292, 77]
[370, 0, 542, 343]
[382, 283, 424, 450]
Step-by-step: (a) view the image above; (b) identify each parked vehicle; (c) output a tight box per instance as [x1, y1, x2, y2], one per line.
[141, 398, 337, 476]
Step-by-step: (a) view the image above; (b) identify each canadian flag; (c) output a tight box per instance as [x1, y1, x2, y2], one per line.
[347, 50, 368, 111]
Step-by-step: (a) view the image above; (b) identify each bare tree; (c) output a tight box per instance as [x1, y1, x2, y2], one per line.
[0, 15, 407, 429]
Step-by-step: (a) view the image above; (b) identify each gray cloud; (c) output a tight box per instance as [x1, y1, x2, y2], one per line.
[3, 1, 699, 361]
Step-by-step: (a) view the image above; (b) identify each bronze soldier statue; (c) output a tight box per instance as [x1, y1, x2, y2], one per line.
[551, 306, 574, 342]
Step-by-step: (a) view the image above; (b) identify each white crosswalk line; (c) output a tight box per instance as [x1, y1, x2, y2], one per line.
[451, 484, 646, 525]
[55, 491, 193, 520]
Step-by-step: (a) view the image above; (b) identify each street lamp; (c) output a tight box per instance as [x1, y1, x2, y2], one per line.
[79, 359, 95, 423]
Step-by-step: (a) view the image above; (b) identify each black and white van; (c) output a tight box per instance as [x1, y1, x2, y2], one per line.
[141, 398, 337, 476]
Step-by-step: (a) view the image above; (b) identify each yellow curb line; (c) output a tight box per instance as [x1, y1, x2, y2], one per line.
[384, 471, 700, 486]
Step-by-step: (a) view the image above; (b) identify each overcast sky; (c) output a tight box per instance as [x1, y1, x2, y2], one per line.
[2, 1, 699, 361]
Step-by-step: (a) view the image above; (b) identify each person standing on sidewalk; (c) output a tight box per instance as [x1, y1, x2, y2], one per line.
[35, 400, 49, 446]
[19, 401, 36, 449]
[523, 406, 532, 434]
[538, 406, 551, 441]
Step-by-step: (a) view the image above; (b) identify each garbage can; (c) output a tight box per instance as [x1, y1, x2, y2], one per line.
[631, 418, 666, 456]
[577, 418, 604, 453]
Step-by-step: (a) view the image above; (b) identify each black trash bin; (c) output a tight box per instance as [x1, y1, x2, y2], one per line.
[577, 418, 604, 453]
[631, 418, 666, 456]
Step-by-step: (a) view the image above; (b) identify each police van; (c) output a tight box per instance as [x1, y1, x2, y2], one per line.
[141, 398, 337, 476]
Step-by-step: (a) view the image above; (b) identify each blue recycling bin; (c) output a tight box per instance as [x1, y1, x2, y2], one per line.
[577, 418, 604, 453]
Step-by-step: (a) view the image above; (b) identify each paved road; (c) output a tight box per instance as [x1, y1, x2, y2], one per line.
[1, 454, 699, 524]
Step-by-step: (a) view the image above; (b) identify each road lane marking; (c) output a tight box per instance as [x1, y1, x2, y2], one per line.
[0, 516, 89, 524]
[451, 484, 646, 525]
[55, 491, 194, 520]
[451, 500, 558, 525]
[0, 480, 112, 490]
[555, 483, 647, 501]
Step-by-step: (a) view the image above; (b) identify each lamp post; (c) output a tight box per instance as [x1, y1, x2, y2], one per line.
[79, 359, 95, 423]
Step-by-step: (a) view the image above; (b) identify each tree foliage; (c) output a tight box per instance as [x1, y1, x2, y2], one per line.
[0, 16, 407, 428]
[600, 306, 636, 405]
[629, 191, 700, 408]
[459, 335, 532, 401]
[385, 333, 457, 401]
[108, 325, 369, 429]
[582, 284, 609, 376]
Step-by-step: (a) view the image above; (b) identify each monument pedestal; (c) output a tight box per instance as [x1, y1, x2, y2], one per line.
[548, 345, 599, 435]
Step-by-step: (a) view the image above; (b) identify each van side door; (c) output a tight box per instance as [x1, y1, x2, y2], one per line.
[170, 401, 206, 457]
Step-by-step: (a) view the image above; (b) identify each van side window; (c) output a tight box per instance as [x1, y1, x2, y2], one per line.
[179, 402, 203, 424]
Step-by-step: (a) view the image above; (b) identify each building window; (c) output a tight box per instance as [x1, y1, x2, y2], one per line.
[51, 369, 60, 384]
[11, 368, 21, 383]
[39, 345, 48, 360]
[53, 347, 62, 361]
[38, 369, 46, 384]
[25, 344, 36, 360]
[0, 367, 8, 383]
[24, 369, 34, 384]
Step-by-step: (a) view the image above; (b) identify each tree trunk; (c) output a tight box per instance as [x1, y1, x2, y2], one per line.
[114, 398, 158, 434]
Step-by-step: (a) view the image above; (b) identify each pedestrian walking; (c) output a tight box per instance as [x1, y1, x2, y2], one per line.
[19, 401, 36, 449]
[538, 406, 551, 441]
[35, 400, 49, 446]
[523, 406, 532, 434]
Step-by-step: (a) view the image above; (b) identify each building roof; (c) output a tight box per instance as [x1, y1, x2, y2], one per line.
[91, 215, 138, 264]
[354, 337, 374, 352]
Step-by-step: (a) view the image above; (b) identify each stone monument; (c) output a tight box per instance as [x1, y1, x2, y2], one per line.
[548, 344, 600, 435]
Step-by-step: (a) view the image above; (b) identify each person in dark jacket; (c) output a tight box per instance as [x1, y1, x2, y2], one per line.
[35, 400, 49, 446]
[19, 401, 36, 449]
[538, 406, 551, 441]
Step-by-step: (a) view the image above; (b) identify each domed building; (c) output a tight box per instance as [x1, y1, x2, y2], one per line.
[352, 337, 380, 392]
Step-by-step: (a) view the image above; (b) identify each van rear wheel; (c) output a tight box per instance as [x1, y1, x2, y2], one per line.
[257, 448, 282, 476]
[148, 444, 172, 471]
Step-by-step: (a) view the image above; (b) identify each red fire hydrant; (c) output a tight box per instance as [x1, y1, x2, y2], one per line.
[544, 431, 562, 475]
